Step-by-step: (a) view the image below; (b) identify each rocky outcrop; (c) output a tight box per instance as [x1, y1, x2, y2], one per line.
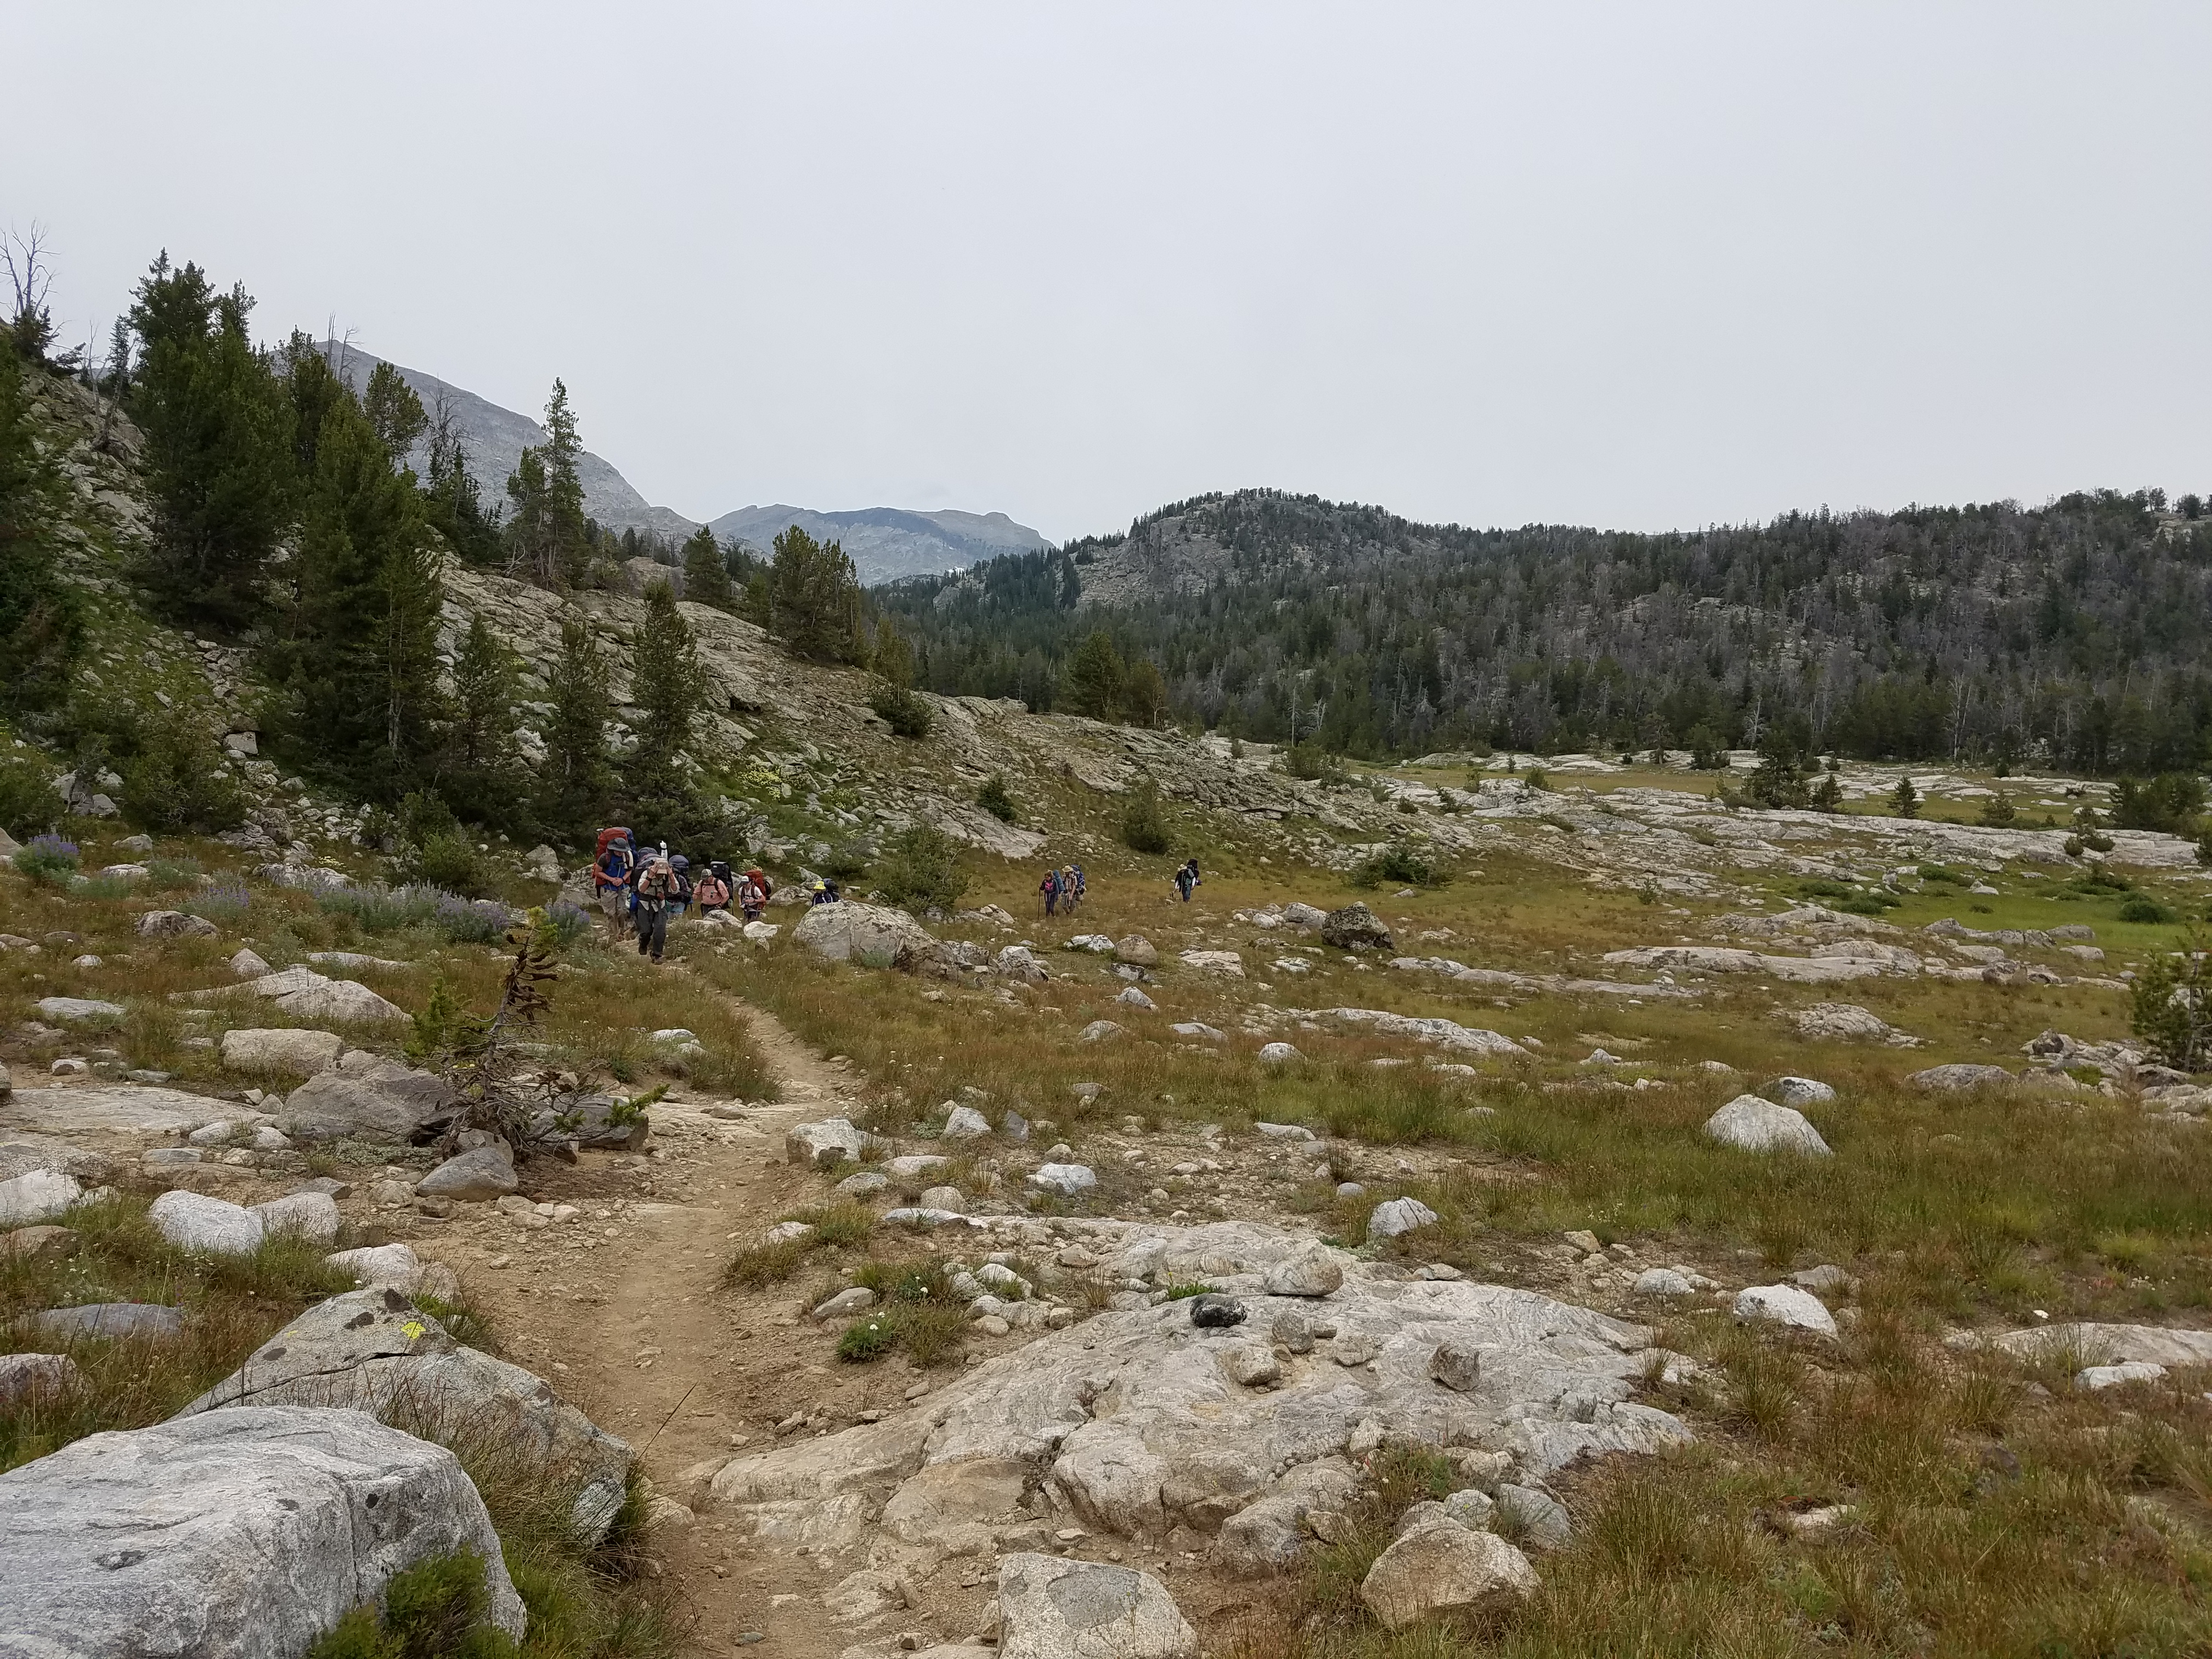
[181, 1287, 633, 1543]
[706, 1220, 1688, 1568]
[219, 1028, 346, 1073]
[793, 902, 940, 969]
[279, 1051, 458, 1145]
[996, 1552, 1196, 1658]
[1312, 1008, 1525, 1057]
[1703, 1095, 1832, 1156]
[1790, 1003, 1921, 1045]
[0, 1405, 525, 1657]
[1321, 903, 1393, 952]
[1360, 1520, 1538, 1628]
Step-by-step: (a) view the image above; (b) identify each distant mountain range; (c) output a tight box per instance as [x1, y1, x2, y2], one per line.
[317, 342, 1047, 584]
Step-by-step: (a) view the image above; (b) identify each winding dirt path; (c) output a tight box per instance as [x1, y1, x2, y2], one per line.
[454, 994, 875, 1656]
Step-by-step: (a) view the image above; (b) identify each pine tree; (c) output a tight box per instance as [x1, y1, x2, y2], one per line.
[628, 582, 708, 816]
[279, 368, 443, 795]
[128, 255, 295, 628]
[505, 381, 588, 588]
[767, 526, 862, 661]
[1062, 630, 1126, 719]
[421, 400, 501, 565]
[1891, 776, 1920, 819]
[363, 361, 427, 464]
[680, 524, 733, 610]
[868, 618, 932, 738]
[537, 616, 611, 839]
[0, 342, 83, 715]
[438, 613, 520, 823]
[540, 380, 588, 585]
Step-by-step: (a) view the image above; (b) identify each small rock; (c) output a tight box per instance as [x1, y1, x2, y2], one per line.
[1704, 1094, 1832, 1156]
[0, 1170, 82, 1226]
[1257, 1042, 1302, 1064]
[1633, 1267, 1696, 1299]
[1359, 1522, 1537, 1628]
[1909, 1063, 2015, 1091]
[1029, 1163, 1098, 1197]
[229, 948, 272, 978]
[414, 1145, 517, 1203]
[836, 1171, 890, 1198]
[1367, 1197, 1439, 1240]
[1734, 1283, 1838, 1337]
[135, 910, 218, 940]
[1562, 1229, 1601, 1254]
[1114, 935, 1159, 967]
[1221, 1343, 1280, 1387]
[1114, 987, 1156, 1011]
[1495, 1483, 1573, 1549]
[942, 1104, 993, 1139]
[1189, 1294, 1247, 1328]
[1080, 1019, 1124, 1042]
[1, 1225, 81, 1265]
[1260, 1241, 1344, 1297]
[0, 1352, 84, 1408]
[1427, 1339, 1483, 1392]
[1252, 1120, 1316, 1142]
[1792, 1264, 1853, 1295]
[1320, 902, 1394, 952]
[811, 1286, 880, 1322]
[1335, 1181, 1365, 1198]
[1441, 1487, 1495, 1528]
[2079, 1362, 2166, 1390]
[149, 1189, 264, 1256]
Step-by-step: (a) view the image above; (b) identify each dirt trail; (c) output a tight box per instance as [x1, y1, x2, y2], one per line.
[459, 992, 875, 1657]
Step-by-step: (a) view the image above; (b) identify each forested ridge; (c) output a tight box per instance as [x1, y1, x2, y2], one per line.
[879, 486, 2212, 772]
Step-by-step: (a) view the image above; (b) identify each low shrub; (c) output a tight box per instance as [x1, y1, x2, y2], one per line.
[977, 773, 1018, 822]
[0, 742, 59, 839]
[13, 833, 79, 884]
[2118, 894, 2177, 924]
[1349, 840, 1445, 890]
[144, 856, 202, 891]
[187, 877, 252, 921]
[1120, 776, 1171, 854]
[872, 823, 968, 913]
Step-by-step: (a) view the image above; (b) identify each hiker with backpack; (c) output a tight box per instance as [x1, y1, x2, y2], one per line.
[594, 829, 636, 940]
[1040, 867, 1060, 917]
[738, 867, 770, 921]
[668, 854, 695, 918]
[634, 851, 681, 963]
[1175, 858, 1200, 902]
[695, 861, 733, 916]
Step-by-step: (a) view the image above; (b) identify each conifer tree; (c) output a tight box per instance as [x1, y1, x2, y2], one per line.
[680, 524, 733, 610]
[766, 526, 862, 661]
[505, 381, 589, 588]
[363, 361, 427, 464]
[281, 369, 443, 794]
[537, 615, 611, 839]
[629, 580, 707, 814]
[438, 613, 520, 823]
[1062, 630, 1126, 719]
[128, 254, 294, 628]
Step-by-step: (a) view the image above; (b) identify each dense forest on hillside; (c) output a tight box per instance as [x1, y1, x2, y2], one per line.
[878, 488, 2212, 772]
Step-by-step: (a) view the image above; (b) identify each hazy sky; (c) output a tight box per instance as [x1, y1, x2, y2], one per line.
[12, 4, 2211, 543]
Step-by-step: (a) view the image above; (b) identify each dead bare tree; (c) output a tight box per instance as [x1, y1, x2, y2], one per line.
[3, 222, 62, 364]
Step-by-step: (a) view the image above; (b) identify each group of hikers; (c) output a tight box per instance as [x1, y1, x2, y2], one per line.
[590, 827, 776, 963]
[1034, 856, 1202, 916]
[595, 831, 1207, 961]
[1037, 862, 1086, 917]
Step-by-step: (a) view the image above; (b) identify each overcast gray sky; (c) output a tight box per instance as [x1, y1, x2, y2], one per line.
[12, 3, 2211, 543]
